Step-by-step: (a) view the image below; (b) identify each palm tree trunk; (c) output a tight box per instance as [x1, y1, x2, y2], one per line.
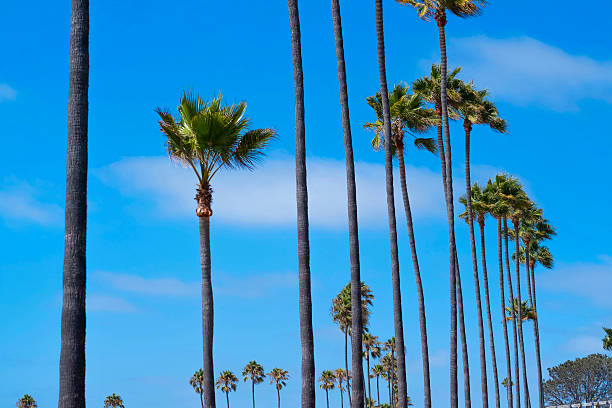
[326, 390, 329, 408]
[375, 2, 408, 408]
[512, 220, 530, 408]
[528, 257, 544, 408]
[503, 219, 521, 408]
[199, 216, 215, 408]
[345, 331, 352, 407]
[252, 380, 255, 408]
[225, 392, 229, 408]
[388, 375, 392, 405]
[288, 3, 315, 408]
[497, 218, 513, 408]
[59, 2, 88, 408]
[278, 389, 281, 408]
[435, 6, 459, 405]
[455, 257, 472, 408]
[479, 219, 501, 408]
[340, 385, 344, 408]
[464, 121, 488, 408]
[397, 146, 432, 408]
[376, 376, 380, 405]
[366, 355, 372, 404]
[330, 4, 364, 408]
[200, 393, 204, 408]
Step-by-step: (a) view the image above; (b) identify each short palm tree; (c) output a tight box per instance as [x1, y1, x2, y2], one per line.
[156, 93, 275, 407]
[372, 364, 385, 405]
[242, 361, 265, 408]
[103, 394, 124, 408]
[267, 368, 289, 408]
[334, 368, 349, 408]
[16, 395, 37, 408]
[215, 370, 238, 408]
[362, 332, 381, 403]
[190, 369, 205, 408]
[603, 328, 612, 351]
[319, 370, 336, 408]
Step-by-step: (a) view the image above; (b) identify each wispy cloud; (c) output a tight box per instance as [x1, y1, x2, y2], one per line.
[0, 179, 62, 226]
[96, 271, 199, 297]
[0, 84, 17, 102]
[87, 294, 137, 313]
[443, 36, 612, 110]
[560, 335, 604, 355]
[538, 255, 612, 308]
[95, 154, 446, 228]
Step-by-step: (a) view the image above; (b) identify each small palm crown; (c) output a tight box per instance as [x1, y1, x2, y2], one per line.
[267, 368, 289, 390]
[216, 370, 238, 393]
[242, 360, 265, 384]
[319, 370, 336, 391]
[396, 0, 486, 23]
[103, 394, 124, 408]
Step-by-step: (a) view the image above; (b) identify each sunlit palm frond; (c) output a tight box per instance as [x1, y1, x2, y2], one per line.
[232, 128, 277, 170]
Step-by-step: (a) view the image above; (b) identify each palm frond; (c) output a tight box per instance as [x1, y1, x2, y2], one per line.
[231, 128, 277, 170]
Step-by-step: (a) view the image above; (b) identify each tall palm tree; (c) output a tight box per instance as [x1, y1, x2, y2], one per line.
[330, 4, 365, 407]
[603, 328, 612, 351]
[372, 364, 385, 406]
[103, 394, 125, 408]
[287, 3, 315, 408]
[320, 370, 336, 408]
[335, 368, 349, 408]
[242, 361, 265, 408]
[156, 94, 275, 408]
[374, 2, 409, 407]
[216, 371, 238, 408]
[268, 368, 289, 408]
[364, 85, 436, 408]
[363, 333, 381, 403]
[16, 395, 37, 408]
[59, 2, 89, 408]
[191, 369, 205, 408]
[381, 352, 397, 406]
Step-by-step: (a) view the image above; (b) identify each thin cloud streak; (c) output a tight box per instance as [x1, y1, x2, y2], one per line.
[0, 84, 17, 102]
[0, 180, 62, 226]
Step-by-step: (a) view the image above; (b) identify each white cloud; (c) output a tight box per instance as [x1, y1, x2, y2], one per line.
[0, 84, 16, 102]
[0, 180, 62, 226]
[445, 36, 612, 110]
[87, 294, 137, 313]
[96, 271, 199, 297]
[538, 255, 612, 308]
[95, 154, 446, 228]
[560, 335, 603, 355]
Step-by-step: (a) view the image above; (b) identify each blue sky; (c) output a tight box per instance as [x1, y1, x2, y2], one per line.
[1, 1, 611, 407]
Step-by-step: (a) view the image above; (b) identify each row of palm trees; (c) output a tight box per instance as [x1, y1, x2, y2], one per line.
[190, 363, 289, 408]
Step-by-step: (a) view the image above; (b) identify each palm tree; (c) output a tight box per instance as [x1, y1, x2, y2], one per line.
[242, 361, 265, 408]
[364, 85, 436, 408]
[104, 394, 125, 408]
[505, 300, 536, 322]
[603, 328, 612, 351]
[59, 2, 89, 408]
[287, 3, 315, 408]
[372, 364, 384, 405]
[320, 370, 336, 408]
[216, 371, 238, 408]
[363, 333, 381, 403]
[267, 368, 289, 408]
[381, 353, 397, 406]
[16, 395, 37, 408]
[374, 2, 409, 407]
[155, 94, 275, 408]
[330, 4, 365, 407]
[335, 368, 349, 408]
[190, 369, 205, 408]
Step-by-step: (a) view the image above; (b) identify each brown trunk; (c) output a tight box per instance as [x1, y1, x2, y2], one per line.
[455, 256, 472, 408]
[199, 216, 215, 408]
[504, 219, 521, 408]
[513, 219, 531, 408]
[497, 219, 513, 408]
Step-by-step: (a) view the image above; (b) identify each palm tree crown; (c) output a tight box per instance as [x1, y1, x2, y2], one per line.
[103, 394, 124, 408]
[16, 395, 37, 408]
[396, 0, 486, 20]
[603, 328, 612, 351]
[319, 370, 336, 391]
[242, 361, 265, 384]
[268, 368, 289, 390]
[216, 370, 238, 394]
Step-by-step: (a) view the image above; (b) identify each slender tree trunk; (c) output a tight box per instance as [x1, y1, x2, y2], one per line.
[326, 390, 329, 408]
[278, 389, 281, 408]
[455, 257, 472, 408]
[497, 219, 513, 408]
[59, 2, 88, 408]
[479, 219, 501, 408]
[200, 393, 204, 408]
[388, 375, 392, 405]
[374, 2, 408, 408]
[503, 219, 520, 408]
[199, 216, 215, 408]
[376, 376, 380, 406]
[225, 392, 229, 408]
[330, 4, 365, 408]
[252, 380, 255, 408]
[435, 8, 459, 406]
[528, 258, 544, 408]
[464, 122, 488, 407]
[397, 147, 432, 408]
[345, 331, 352, 407]
[288, 3, 315, 408]
[340, 384, 344, 408]
[513, 220, 530, 408]
[366, 355, 372, 404]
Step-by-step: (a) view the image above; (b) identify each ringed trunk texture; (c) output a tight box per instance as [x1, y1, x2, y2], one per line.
[375, 1, 408, 407]
[504, 219, 521, 408]
[479, 219, 501, 408]
[199, 216, 215, 408]
[397, 147, 432, 408]
[366, 355, 372, 403]
[287, 2, 316, 408]
[59, 2, 89, 408]
[455, 257, 472, 408]
[513, 221, 531, 408]
[497, 219, 513, 408]
[464, 122, 488, 408]
[345, 331, 352, 407]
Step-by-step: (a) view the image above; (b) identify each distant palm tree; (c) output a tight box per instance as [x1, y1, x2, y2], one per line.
[287, 3, 315, 408]
[372, 364, 384, 405]
[268, 368, 289, 408]
[104, 394, 124, 408]
[603, 328, 612, 351]
[242, 361, 265, 408]
[334, 368, 349, 408]
[363, 332, 381, 403]
[381, 353, 397, 405]
[505, 300, 536, 322]
[156, 93, 275, 408]
[190, 369, 205, 408]
[59, 2, 89, 408]
[319, 370, 336, 408]
[16, 394, 37, 408]
[215, 371, 238, 408]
